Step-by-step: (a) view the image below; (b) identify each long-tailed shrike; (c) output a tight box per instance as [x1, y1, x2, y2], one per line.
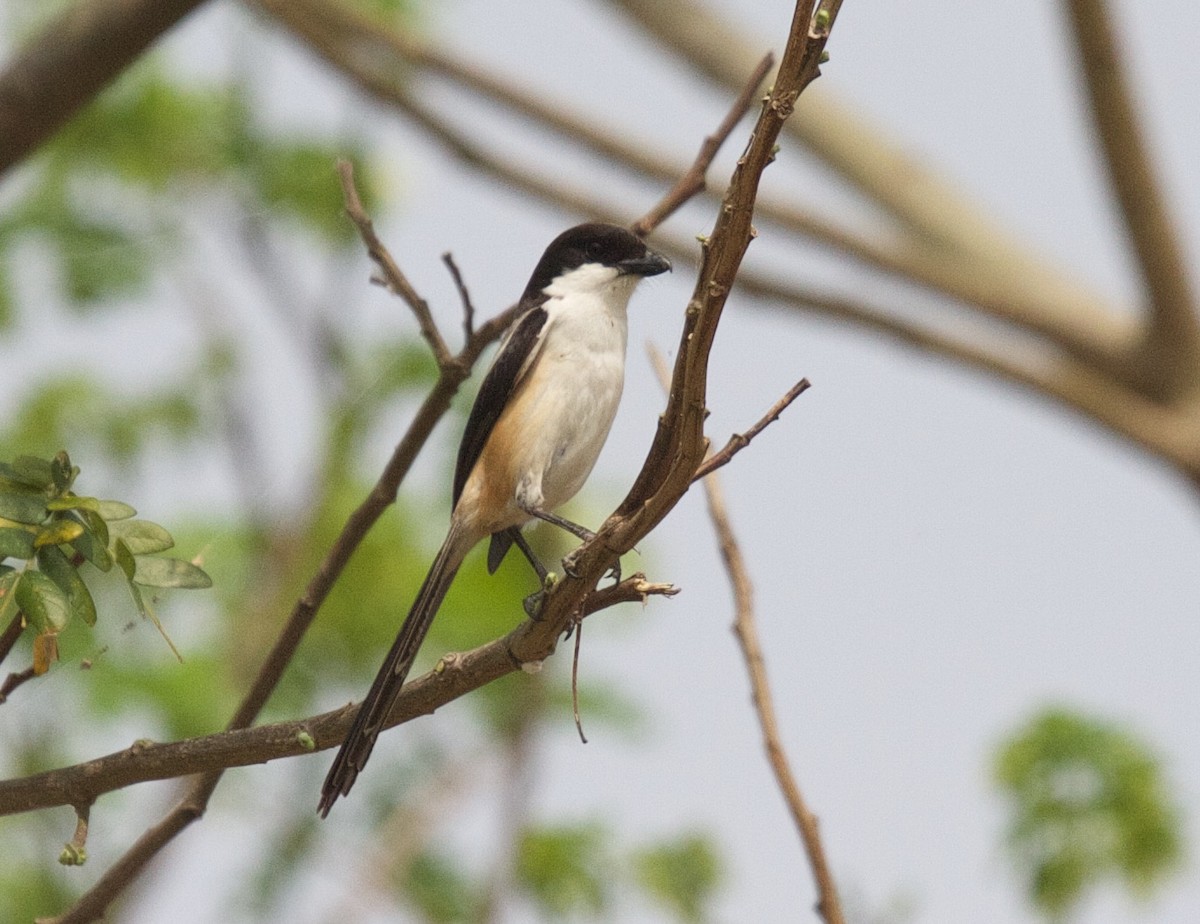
[318, 222, 670, 815]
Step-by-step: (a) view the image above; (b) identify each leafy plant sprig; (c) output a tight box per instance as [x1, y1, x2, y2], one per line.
[0, 450, 210, 679]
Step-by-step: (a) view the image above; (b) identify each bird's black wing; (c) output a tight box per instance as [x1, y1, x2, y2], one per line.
[452, 300, 550, 506]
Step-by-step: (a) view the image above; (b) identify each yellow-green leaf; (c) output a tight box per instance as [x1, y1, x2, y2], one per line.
[47, 496, 102, 514]
[34, 519, 85, 548]
[133, 555, 212, 589]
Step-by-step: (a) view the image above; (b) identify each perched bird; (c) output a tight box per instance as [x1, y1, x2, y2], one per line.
[319, 222, 671, 815]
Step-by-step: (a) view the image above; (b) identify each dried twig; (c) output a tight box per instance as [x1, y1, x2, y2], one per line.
[702, 469, 845, 924]
[0, 665, 35, 704]
[337, 159, 453, 365]
[693, 378, 812, 481]
[442, 251, 476, 343]
[632, 51, 775, 237]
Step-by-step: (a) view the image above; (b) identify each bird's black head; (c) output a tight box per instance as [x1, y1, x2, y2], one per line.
[522, 222, 671, 301]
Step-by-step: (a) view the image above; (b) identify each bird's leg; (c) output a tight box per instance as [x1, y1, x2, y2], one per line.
[520, 504, 622, 585]
[510, 530, 559, 620]
[511, 529, 549, 582]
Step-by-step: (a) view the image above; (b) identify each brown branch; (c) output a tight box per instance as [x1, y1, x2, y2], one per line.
[337, 159, 453, 365]
[631, 51, 775, 237]
[701, 468, 845, 924]
[442, 252, 477, 343]
[0, 0, 213, 176]
[0, 607, 23, 669]
[0, 665, 36, 703]
[0, 576, 677, 817]
[1063, 0, 1200, 399]
[693, 378, 812, 481]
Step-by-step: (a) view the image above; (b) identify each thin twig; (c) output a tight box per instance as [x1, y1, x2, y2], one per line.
[631, 51, 775, 237]
[336, 159, 453, 366]
[0, 665, 35, 704]
[571, 621, 587, 744]
[60, 803, 91, 866]
[442, 251, 476, 343]
[647, 343, 844, 924]
[703, 471, 845, 924]
[693, 378, 812, 481]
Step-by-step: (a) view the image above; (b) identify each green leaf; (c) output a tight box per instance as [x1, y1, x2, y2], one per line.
[516, 823, 611, 917]
[69, 512, 112, 572]
[0, 526, 36, 560]
[112, 538, 136, 581]
[58, 216, 145, 304]
[132, 555, 212, 589]
[37, 545, 97, 627]
[82, 509, 109, 548]
[34, 518, 84, 548]
[108, 518, 174, 554]
[0, 481, 48, 524]
[994, 706, 1183, 917]
[400, 852, 480, 924]
[97, 499, 137, 521]
[632, 834, 722, 923]
[15, 570, 70, 633]
[10, 455, 54, 489]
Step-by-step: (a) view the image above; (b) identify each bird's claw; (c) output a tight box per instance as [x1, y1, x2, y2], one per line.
[524, 571, 560, 620]
[560, 549, 621, 585]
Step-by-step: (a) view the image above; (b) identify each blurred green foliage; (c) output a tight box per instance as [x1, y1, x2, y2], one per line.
[633, 833, 723, 922]
[994, 706, 1183, 920]
[0, 64, 376, 325]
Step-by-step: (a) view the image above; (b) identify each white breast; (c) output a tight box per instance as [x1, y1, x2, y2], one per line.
[509, 267, 637, 514]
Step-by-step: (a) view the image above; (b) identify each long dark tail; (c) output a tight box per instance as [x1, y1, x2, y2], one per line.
[318, 524, 470, 816]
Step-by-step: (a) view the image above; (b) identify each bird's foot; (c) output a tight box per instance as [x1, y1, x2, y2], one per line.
[561, 549, 621, 585]
[524, 571, 560, 620]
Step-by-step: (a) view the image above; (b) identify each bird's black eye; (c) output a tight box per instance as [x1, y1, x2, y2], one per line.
[585, 240, 604, 259]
